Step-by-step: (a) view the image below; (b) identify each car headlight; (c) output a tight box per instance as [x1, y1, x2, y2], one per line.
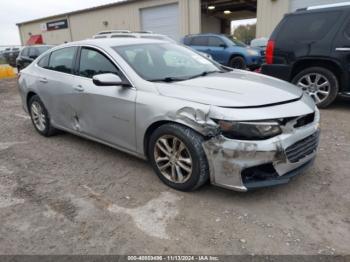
[247, 49, 260, 56]
[215, 120, 282, 140]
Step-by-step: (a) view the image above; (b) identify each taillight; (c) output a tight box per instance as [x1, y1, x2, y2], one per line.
[265, 40, 275, 64]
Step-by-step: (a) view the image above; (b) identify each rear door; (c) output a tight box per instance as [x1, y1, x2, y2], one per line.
[73, 46, 136, 151]
[332, 14, 350, 91]
[189, 36, 209, 54]
[36, 46, 79, 130]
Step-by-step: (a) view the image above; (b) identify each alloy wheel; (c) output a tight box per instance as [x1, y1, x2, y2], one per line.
[296, 73, 331, 104]
[154, 135, 193, 184]
[31, 101, 46, 132]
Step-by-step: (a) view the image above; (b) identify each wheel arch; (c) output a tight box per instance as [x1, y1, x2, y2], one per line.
[143, 120, 208, 159]
[228, 53, 246, 65]
[26, 91, 38, 111]
[291, 58, 344, 90]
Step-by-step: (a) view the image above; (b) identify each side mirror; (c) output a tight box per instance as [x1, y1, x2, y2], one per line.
[29, 55, 37, 60]
[219, 44, 227, 49]
[92, 73, 130, 87]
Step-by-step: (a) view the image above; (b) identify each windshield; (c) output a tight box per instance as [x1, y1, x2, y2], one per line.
[113, 43, 221, 81]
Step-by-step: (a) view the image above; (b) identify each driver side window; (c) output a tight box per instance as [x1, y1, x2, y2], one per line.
[78, 47, 119, 79]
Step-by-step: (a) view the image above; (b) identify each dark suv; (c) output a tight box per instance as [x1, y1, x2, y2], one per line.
[3, 47, 21, 67]
[262, 3, 350, 108]
[16, 45, 53, 71]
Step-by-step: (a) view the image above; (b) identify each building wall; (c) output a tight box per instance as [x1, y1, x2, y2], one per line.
[256, 0, 289, 38]
[18, 16, 72, 45]
[18, 0, 201, 45]
[201, 13, 221, 34]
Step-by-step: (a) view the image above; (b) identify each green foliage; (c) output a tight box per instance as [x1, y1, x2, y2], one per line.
[233, 23, 256, 44]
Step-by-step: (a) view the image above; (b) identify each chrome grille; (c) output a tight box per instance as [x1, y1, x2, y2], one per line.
[285, 132, 319, 163]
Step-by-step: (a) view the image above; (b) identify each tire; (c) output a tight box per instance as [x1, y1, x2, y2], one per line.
[148, 123, 209, 192]
[292, 67, 338, 108]
[229, 56, 246, 69]
[28, 95, 57, 137]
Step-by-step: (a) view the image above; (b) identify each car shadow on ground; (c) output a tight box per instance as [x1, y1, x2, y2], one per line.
[322, 97, 350, 110]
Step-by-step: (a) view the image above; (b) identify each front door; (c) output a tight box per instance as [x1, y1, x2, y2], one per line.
[207, 36, 227, 64]
[73, 47, 136, 152]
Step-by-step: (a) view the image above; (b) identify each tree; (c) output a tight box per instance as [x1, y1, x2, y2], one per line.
[233, 24, 256, 44]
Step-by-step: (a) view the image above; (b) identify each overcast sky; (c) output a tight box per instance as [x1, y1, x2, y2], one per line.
[0, 0, 118, 46]
[0, 0, 257, 47]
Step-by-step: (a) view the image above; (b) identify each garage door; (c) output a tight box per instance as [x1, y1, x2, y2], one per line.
[141, 4, 179, 41]
[290, 0, 349, 11]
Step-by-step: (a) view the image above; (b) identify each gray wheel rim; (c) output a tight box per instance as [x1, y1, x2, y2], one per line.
[296, 73, 331, 105]
[31, 101, 46, 132]
[154, 135, 193, 184]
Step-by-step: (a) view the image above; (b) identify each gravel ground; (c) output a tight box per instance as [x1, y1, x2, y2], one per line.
[0, 78, 349, 255]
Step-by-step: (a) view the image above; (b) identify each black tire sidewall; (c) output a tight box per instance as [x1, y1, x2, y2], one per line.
[292, 67, 339, 108]
[230, 56, 246, 69]
[28, 95, 53, 137]
[148, 124, 209, 192]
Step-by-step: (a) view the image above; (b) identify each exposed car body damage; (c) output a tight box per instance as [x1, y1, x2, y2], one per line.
[18, 38, 320, 191]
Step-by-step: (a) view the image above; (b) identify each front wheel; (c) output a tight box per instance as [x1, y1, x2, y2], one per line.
[292, 67, 338, 108]
[148, 123, 209, 191]
[229, 56, 246, 69]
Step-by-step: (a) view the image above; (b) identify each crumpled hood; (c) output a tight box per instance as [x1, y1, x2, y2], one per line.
[156, 70, 303, 108]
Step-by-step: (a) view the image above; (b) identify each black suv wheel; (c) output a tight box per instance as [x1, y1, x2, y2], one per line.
[292, 67, 338, 108]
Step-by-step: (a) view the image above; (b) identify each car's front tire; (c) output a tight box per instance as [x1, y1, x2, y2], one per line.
[292, 67, 338, 108]
[229, 56, 246, 69]
[148, 123, 209, 191]
[28, 95, 57, 137]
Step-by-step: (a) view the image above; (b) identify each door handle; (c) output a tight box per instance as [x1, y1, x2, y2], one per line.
[335, 47, 350, 52]
[39, 77, 48, 83]
[74, 85, 84, 92]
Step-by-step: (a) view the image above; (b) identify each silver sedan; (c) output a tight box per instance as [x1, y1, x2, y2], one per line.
[18, 38, 320, 192]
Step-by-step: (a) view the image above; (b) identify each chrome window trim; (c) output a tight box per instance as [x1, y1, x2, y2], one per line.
[35, 44, 136, 90]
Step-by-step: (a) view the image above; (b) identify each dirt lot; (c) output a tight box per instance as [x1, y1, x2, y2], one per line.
[0, 78, 349, 255]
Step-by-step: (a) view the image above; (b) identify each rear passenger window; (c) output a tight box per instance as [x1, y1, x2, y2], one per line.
[208, 37, 225, 47]
[277, 11, 340, 43]
[78, 48, 119, 78]
[48, 47, 77, 74]
[191, 36, 208, 46]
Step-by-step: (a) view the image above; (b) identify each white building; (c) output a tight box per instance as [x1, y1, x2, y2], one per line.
[17, 0, 350, 45]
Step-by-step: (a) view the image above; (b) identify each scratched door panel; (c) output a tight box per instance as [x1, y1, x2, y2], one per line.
[73, 77, 137, 152]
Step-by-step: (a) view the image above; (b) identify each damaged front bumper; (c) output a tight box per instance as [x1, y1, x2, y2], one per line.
[202, 112, 320, 192]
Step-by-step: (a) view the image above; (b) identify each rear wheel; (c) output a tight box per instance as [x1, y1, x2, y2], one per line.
[148, 123, 209, 191]
[28, 95, 57, 137]
[229, 56, 246, 69]
[292, 67, 338, 108]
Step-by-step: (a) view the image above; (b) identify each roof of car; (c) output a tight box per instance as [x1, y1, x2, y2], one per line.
[185, 33, 226, 37]
[294, 2, 350, 13]
[23, 45, 54, 48]
[56, 38, 169, 50]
